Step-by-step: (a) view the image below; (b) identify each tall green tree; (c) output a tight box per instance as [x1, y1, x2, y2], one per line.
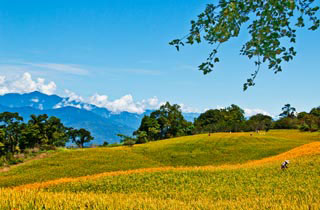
[310, 107, 320, 117]
[150, 102, 190, 139]
[0, 112, 23, 154]
[68, 128, 94, 148]
[194, 109, 224, 133]
[246, 114, 273, 132]
[27, 114, 49, 146]
[280, 104, 296, 118]
[134, 102, 190, 142]
[26, 114, 69, 148]
[19, 123, 38, 151]
[170, 0, 319, 90]
[194, 104, 245, 133]
[297, 107, 320, 131]
[134, 115, 160, 142]
[0, 139, 5, 156]
[224, 104, 246, 131]
[46, 117, 69, 147]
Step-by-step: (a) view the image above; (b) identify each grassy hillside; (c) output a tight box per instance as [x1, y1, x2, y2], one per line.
[2, 141, 320, 209]
[0, 130, 319, 188]
[132, 130, 320, 166]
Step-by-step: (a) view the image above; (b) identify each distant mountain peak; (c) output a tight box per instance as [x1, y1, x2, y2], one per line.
[0, 91, 63, 110]
[0, 92, 200, 144]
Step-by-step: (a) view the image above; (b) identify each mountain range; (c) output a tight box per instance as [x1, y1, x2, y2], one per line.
[0, 91, 199, 144]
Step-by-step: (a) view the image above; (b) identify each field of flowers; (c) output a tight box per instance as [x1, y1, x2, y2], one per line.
[131, 130, 320, 166]
[2, 142, 320, 209]
[0, 130, 319, 209]
[1, 130, 318, 188]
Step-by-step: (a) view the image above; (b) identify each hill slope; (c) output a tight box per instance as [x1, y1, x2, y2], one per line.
[0, 130, 319, 188]
[1, 131, 320, 209]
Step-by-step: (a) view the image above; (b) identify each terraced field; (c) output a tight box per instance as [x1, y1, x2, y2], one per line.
[1, 130, 320, 209]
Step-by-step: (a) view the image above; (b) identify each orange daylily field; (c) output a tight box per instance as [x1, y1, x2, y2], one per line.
[1, 130, 320, 209]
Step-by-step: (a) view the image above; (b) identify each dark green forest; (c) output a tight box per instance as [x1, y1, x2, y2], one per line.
[129, 103, 320, 145]
[1, 103, 320, 165]
[0, 113, 93, 166]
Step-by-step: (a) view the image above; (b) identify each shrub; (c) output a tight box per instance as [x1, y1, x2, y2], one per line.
[41, 145, 57, 151]
[123, 140, 136, 147]
[7, 158, 23, 165]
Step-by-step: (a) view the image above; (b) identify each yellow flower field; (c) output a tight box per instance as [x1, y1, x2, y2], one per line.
[1, 130, 320, 209]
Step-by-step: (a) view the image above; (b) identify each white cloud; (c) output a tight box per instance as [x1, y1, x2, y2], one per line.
[0, 76, 6, 84]
[110, 95, 145, 113]
[50, 88, 273, 116]
[24, 63, 89, 76]
[53, 101, 82, 109]
[64, 89, 84, 103]
[89, 94, 108, 107]
[89, 94, 143, 114]
[31, 98, 39, 103]
[88, 94, 201, 114]
[139, 96, 165, 110]
[89, 94, 166, 114]
[148, 97, 159, 107]
[53, 90, 85, 109]
[83, 104, 93, 111]
[179, 103, 201, 113]
[244, 108, 273, 117]
[0, 71, 274, 116]
[0, 72, 57, 95]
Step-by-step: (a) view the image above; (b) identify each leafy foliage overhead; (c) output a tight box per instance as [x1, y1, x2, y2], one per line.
[170, 0, 320, 90]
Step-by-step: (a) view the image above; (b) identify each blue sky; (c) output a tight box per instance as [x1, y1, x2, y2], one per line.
[0, 0, 319, 116]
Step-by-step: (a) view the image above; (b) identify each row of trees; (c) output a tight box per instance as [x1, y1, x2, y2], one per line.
[0, 112, 93, 159]
[274, 105, 320, 131]
[193, 105, 247, 133]
[128, 103, 320, 145]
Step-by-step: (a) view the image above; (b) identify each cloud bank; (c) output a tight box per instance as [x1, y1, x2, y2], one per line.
[244, 108, 273, 118]
[53, 90, 165, 114]
[0, 72, 273, 116]
[0, 72, 56, 95]
[89, 94, 164, 114]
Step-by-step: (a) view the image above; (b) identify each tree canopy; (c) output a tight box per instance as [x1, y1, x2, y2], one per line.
[131, 102, 320, 145]
[170, 0, 319, 90]
[194, 104, 245, 133]
[0, 112, 94, 166]
[68, 128, 94, 148]
[133, 102, 192, 143]
[280, 104, 296, 118]
[0, 112, 23, 154]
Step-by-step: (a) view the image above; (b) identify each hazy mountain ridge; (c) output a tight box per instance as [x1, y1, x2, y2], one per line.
[0, 92, 200, 144]
[0, 104, 134, 144]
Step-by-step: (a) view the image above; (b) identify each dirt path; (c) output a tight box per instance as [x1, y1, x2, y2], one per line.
[0, 153, 49, 173]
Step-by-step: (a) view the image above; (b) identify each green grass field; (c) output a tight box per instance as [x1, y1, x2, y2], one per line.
[1, 130, 320, 209]
[43, 153, 320, 209]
